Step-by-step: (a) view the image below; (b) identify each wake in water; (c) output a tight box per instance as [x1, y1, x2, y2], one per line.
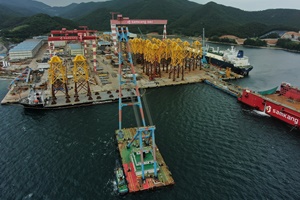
[242, 108, 270, 117]
[23, 193, 33, 199]
[252, 110, 270, 117]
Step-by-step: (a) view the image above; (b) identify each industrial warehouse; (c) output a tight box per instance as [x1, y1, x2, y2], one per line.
[8, 39, 44, 61]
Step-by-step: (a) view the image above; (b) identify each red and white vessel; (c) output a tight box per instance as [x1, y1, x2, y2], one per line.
[238, 82, 300, 128]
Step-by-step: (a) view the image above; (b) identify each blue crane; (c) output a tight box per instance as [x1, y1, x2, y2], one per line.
[116, 26, 158, 180]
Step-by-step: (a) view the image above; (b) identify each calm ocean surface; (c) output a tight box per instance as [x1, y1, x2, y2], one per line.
[1, 45, 300, 199]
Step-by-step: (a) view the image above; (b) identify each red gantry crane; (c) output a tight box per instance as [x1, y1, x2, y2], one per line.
[110, 14, 168, 52]
[48, 27, 98, 71]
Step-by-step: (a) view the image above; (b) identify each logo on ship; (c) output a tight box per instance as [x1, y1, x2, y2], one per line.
[266, 105, 272, 113]
[266, 105, 298, 125]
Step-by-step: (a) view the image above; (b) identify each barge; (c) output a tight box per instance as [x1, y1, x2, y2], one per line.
[204, 79, 242, 97]
[19, 88, 137, 109]
[115, 128, 174, 193]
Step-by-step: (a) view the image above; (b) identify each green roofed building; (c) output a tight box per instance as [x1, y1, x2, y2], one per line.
[130, 147, 159, 176]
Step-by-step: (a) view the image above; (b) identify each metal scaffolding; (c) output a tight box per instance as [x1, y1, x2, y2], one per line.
[72, 55, 93, 102]
[48, 56, 70, 104]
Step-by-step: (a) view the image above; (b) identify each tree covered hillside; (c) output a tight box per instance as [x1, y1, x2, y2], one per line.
[0, 0, 300, 41]
[0, 14, 78, 43]
[77, 1, 300, 37]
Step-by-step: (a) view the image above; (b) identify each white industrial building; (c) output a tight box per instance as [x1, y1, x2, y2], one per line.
[281, 31, 300, 41]
[9, 39, 43, 61]
[98, 41, 111, 47]
[53, 41, 67, 47]
[129, 32, 137, 38]
[67, 43, 84, 56]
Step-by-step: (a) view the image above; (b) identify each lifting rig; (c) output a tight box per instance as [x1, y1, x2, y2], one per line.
[117, 26, 157, 180]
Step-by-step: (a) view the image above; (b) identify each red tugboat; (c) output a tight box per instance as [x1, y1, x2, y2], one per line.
[238, 82, 300, 128]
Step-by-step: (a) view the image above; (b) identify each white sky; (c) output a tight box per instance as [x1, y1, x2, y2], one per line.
[36, 0, 300, 11]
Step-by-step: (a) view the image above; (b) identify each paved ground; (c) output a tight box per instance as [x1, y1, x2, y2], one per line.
[1, 42, 242, 105]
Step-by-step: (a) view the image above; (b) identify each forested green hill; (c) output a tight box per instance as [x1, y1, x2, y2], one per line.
[0, 14, 78, 43]
[0, 0, 299, 41]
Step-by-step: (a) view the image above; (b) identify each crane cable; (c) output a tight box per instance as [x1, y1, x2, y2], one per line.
[131, 95, 142, 128]
[141, 88, 154, 126]
[123, 39, 142, 127]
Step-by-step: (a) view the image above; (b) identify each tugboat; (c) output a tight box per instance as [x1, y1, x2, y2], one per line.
[114, 160, 128, 195]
